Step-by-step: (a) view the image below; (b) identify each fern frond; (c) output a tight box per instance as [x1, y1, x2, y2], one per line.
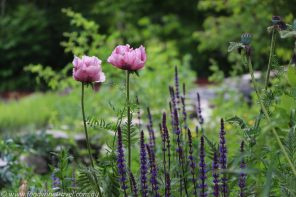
[121, 119, 139, 147]
[77, 166, 102, 193]
[87, 117, 117, 131]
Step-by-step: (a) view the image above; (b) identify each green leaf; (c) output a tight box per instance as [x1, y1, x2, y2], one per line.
[287, 66, 296, 87]
[226, 115, 247, 129]
[279, 30, 296, 38]
[227, 42, 244, 52]
[278, 94, 296, 112]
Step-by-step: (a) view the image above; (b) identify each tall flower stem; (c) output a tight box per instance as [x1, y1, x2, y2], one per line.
[255, 29, 276, 129]
[247, 58, 296, 176]
[81, 83, 103, 197]
[265, 28, 276, 90]
[126, 70, 132, 170]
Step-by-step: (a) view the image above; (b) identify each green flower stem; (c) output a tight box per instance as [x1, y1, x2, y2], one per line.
[81, 83, 103, 197]
[126, 71, 131, 170]
[265, 28, 276, 90]
[247, 58, 296, 177]
[254, 28, 276, 129]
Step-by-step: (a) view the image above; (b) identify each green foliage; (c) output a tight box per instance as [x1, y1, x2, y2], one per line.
[287, 66, 296, 86]
[195, 0, 296, 74]
[24, 64, 75, 90]
[0, 4, 49, 91]
[208, 59, 225, 83]
[51, 149, 74, 192]
[0, 94, 57, 133]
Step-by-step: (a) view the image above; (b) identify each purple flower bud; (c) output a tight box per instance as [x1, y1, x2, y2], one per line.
[187, 129, 197, 195]
[219, 119, 228, 196]
[51, 172, 60, 190]
[170, 85, 188, 195]
[199, 136, 207, 197]
[140, 131, 148, 197]
[196, 93, 204, 125]
[165, 173, 171, 197]
[239, 141, 246, 197]
[146, 144, 160, 196]
[181, 83, 187, 130]
[129, 170, 138, 197]
[71, 171, 76, 189]
[162, 112, 171, 170]
[116, 127, 128, 195]
[212, 152, 219, 197]
[174, 66, 181, 110]
[147, 107, 156, 152]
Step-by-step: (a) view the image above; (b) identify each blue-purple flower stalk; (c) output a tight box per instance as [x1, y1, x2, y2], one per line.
[196, 93, 204, 125]
[170, 86, 188, 196]
[187, 128, 197, 196]
[212, 152, 219, 197]
[147, 107, 156, 152]
[116, 127, 128, 196]
[160, 122, 168, 196]
[219, 119, 228, 196]
[165, 173, 171, 197]
[71, 171, 76, 189]
[51, 172, 60, 191]
[169, 101, 176, 160]
[140, 131, 148, 197]
[182, 83, 189, 164]
[162, 112, 171, 171]
[239, 141, 246, 197]
[174, 66, 181, 111]
[199, 136, 207, 197]
[146, 144, 159, 197]
[181, 83, 187, 130]
[129, 170, 138, 197]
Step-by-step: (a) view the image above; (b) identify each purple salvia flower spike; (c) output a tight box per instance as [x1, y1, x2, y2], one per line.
[169, 86, 177, 113]
[147, 107, 153, 128]
[162, 112, 171, 171]
[160, 122, 168, 195]
[187, 128, 198, 196]
[174, 66, 181, 111]
[196, 126, 199, 137]
[182, 83, 187, 129]
[71, 170, 76, 189]
[199, 135, 207, 197]
[116, 127, 128, 196]
[129, 170, 138, 197]
[212, 152, 219, 197]
[171, 85, 189, 195]
[239, 141, 246, 197]
[51, 172, 60, 191]
[165, 173, 171, 197]
[181, 95, 187, 130]
[219, 119, 228, 196]
[181, 83, 188, 166]
[140, 131, 148, 197]
[169, 101, 175, 128]
[146, 144, 160, 197]
[147, 107, 156, 151]
[196, 92, 204, 125]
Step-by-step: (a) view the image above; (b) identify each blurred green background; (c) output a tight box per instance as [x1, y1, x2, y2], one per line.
[1, 0, 296, 91]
